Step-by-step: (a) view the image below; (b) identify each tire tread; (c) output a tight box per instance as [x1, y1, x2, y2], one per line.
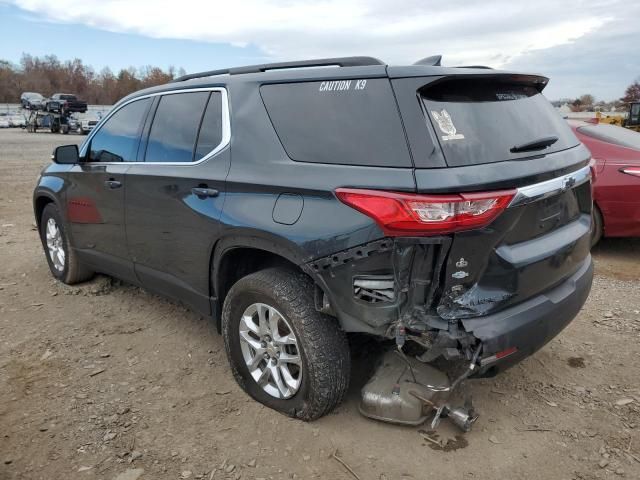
[41, 203, 94, 284]
[222, 267, 350, 421]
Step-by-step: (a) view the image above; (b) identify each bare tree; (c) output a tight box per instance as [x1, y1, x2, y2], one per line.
[0, 54, 184, 104]
[621, 79, 640, 103]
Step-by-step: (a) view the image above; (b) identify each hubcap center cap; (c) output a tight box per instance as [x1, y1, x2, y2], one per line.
[266, 344, 279, 358]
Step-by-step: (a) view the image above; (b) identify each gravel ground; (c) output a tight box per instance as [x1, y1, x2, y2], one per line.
[1, 128, 639, 480]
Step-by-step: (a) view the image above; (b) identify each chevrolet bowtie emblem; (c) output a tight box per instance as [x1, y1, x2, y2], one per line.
[562, 176, 576, 191]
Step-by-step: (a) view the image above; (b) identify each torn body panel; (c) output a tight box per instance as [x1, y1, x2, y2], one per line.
[307, 237, 452, 334]
[308, 236, 479, 367]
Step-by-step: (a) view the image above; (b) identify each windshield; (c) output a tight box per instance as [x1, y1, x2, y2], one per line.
[578, 124, 640, 151]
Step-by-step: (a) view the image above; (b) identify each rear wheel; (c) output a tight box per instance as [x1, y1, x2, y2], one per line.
[39, 203, 94, 284]
[591, 204, 604, 247]
[222, 267, 350, 421]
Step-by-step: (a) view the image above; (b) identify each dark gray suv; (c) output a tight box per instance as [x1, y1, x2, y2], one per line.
[33, 56, 593, 425]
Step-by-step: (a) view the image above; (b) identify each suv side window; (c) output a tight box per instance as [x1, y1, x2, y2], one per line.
[194, 92, 223, 161]
[260, 79, 412, 167]
[89, 98, 151, 162]
[145, 92, 209, 163]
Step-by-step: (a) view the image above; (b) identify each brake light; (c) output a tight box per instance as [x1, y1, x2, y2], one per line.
[621, 167, 640, 178]
[335, 188, 515, 236]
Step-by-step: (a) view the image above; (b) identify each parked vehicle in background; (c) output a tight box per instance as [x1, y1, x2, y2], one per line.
[67, 112, 102, 135]
[76, 116, 101, 134]
[595, 102, 640, 133]
[34, 56, 594, 429]
[45, 94, 88, 114]
[570, 120, 640, 244]
[0, 114, 10, 128]
[20, 92, 46, 110]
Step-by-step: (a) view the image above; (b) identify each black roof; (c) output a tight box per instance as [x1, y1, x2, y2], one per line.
[118, 55, 548, 105]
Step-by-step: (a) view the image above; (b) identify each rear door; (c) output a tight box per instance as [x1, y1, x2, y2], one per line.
[70, 96, 153, 282]
[125, 88, 230, 314]
[391, 73, 592, 319]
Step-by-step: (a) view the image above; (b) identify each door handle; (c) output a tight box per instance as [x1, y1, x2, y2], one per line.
[104, 179, 122, 189]
[191, 187, 219, 198]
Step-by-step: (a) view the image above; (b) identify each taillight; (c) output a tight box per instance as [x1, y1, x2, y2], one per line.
[335, 188, 515, 236]
[621, 167, 640, 178]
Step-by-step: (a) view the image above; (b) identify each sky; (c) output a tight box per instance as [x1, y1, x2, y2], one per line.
[0, 0, 638, 101]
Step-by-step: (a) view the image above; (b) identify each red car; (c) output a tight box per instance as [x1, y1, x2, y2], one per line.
[569, 120, 640, 244]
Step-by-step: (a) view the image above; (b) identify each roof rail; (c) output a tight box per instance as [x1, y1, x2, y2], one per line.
[172, 56, 385, 83]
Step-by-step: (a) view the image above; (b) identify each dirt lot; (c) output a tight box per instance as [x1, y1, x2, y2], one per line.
[1, 128, 639, 480]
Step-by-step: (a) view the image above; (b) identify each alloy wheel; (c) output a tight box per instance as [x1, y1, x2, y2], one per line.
[45, 218, 65, 272]
[238, 302, 302, 399]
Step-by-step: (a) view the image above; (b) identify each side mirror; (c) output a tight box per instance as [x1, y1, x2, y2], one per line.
[52, 144, 79, 164]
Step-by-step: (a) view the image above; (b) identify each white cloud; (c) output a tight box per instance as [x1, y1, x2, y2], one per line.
[3, 0, 616, 67]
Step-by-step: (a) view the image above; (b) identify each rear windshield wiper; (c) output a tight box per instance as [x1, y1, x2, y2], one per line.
[510, 135, 559, 153]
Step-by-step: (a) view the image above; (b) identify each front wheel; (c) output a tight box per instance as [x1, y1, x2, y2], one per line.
[39, 204, 94, 284]
[222, 268, 350, 421]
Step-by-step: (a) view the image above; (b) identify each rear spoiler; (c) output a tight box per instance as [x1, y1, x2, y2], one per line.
[419, 73, 550, 94]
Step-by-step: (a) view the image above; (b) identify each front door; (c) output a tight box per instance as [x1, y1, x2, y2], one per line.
[68, 97, 153, 282]
[125, 89, 230, 314]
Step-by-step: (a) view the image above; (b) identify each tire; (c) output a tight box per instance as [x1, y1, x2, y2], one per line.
[591, 204, 604, 247]
[39, 203, 94, 284]
[222, 267, 350, 421]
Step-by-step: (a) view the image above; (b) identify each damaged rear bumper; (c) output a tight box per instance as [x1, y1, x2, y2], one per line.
[308, 236, 593, 375]
[467, 255, 593, 377]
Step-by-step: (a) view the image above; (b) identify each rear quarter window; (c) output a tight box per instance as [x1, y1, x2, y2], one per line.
[420, 77, 580, 167]
[260, 79, 412, 167]
[145, 91, 209, 163]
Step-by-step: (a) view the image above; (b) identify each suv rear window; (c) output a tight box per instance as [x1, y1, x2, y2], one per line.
[261, 79, 411, 167]
[420, 77, 579, 167]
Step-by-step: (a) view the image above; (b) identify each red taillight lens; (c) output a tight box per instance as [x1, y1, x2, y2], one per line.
[335, 188, 515, 236]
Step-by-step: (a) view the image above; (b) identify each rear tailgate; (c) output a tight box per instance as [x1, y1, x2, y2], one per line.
[437, 166, 592, 319]
[391, 72, 592, 319]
